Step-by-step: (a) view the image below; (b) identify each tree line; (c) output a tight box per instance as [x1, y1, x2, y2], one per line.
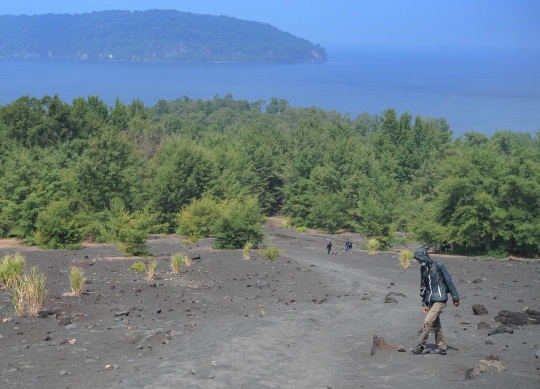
[0, 94, 538, 257]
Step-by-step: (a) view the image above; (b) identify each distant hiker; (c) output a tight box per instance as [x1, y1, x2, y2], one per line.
[345, 239, 350, 252]
[327, 242, 333, 254]
[411, 248, 459, 356]
[348, 240, 353, 252]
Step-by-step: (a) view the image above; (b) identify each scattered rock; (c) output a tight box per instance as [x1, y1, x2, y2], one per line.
[496, 309, 540, 326]
[38, 309, 55, 318]
[65, 324, 77, 330]
[258, 282, 270, 289]
[58, 318, 72, 326]
[473, 304, 488, 315]
[465, 368, 477, 380]
[188, 369, 197, 374]
[461, 320, 470, 324]
[114, 311, 129, 317]
[477, 322, 491, 329]
[487, 325, 514, 336]
[472, 279, 482, 283]
[465, 357, 506, 379]
[370, 335, 396, 355]
[384, 292, 406, 303]
[535, 350, 540, 359]
[485, 340, 494, 345]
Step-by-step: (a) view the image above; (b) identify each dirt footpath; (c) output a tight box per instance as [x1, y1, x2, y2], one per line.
[0, 225, 539, 389]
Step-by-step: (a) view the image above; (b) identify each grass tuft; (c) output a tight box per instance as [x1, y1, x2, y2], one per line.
[23, 266, 47, 317]
[170, 253, 185, 273]
[243, 241, 253, 260]
[69, 266, 86, 296]
[9, 277, 25, 316]
[398, 248, 413, 268]
[0, 252, 26, 289]
[296, 226, 307, 232]
[147, 259, 158, 280]
[182, 255, 192, 268]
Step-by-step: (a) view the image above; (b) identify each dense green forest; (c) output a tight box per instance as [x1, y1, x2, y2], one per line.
[0, 94, 539, 257]
[0, 10, 326, 63]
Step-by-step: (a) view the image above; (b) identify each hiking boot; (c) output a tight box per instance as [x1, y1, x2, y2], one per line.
[410, 344, 424, 355]
[432, 348, 447, 355]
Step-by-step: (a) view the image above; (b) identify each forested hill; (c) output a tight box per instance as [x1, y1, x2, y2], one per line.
[0, 10, 327, 63]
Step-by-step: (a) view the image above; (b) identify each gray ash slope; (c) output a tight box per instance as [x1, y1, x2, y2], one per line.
[0, 225, 539, 388]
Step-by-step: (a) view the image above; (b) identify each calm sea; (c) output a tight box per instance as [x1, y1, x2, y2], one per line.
[1, 46, 539, 136]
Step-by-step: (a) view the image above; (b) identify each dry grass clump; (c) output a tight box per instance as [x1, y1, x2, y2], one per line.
[182, 255, 192, 268]
[243, 241, 253, 260]
[147, 259, 158, 280]
[69, 266, 86, 296]
[170, 252, 186, 273]
[10, 266, 47, 317]
[368, 238, 380, 254]
[398, 248, 414, 268]
[0, 252, 26, 289]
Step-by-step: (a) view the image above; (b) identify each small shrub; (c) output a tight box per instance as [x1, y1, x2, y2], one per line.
[296, 226, 308, 232]
[147, 259, 158, 280]
[129, 261, 146, 272]
[170, 253, 185, 273]
[69, 267, 85, 296]
[398, 249, 413, 268]
[261, 242, 285, 261]
[368, 238, 380, 254]
[359, 242, 368, 250]
[35, 201, 82, 249]
[0, 252, 26, 289]
[22, 266, 47, 317]
[243, 241, 253, 260]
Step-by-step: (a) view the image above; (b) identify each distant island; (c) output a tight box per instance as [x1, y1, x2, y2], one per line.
[0, 10, 327, 63]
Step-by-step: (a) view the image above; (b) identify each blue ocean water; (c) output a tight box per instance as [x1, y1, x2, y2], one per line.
[1, 46, 539, 136]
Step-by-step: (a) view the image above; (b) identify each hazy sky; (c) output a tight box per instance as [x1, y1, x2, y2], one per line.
[1, 0, 538, 49]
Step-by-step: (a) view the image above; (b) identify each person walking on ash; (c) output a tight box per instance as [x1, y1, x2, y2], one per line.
[327, 242, 333, 254]
[411, 248, 459, 355]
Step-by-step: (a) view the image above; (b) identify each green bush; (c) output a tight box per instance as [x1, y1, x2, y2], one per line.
[107, 203, 158, 256]
[212, 196, 265, 249]
[129, 261, 146, 272]
[261, 242, 285, 261]
[296, 226, 307, 232]
[175, 197, 221, 238]
[35, 201, 82, 249]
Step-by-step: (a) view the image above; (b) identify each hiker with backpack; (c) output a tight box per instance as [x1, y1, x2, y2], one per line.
[411, 248, 459, 355]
